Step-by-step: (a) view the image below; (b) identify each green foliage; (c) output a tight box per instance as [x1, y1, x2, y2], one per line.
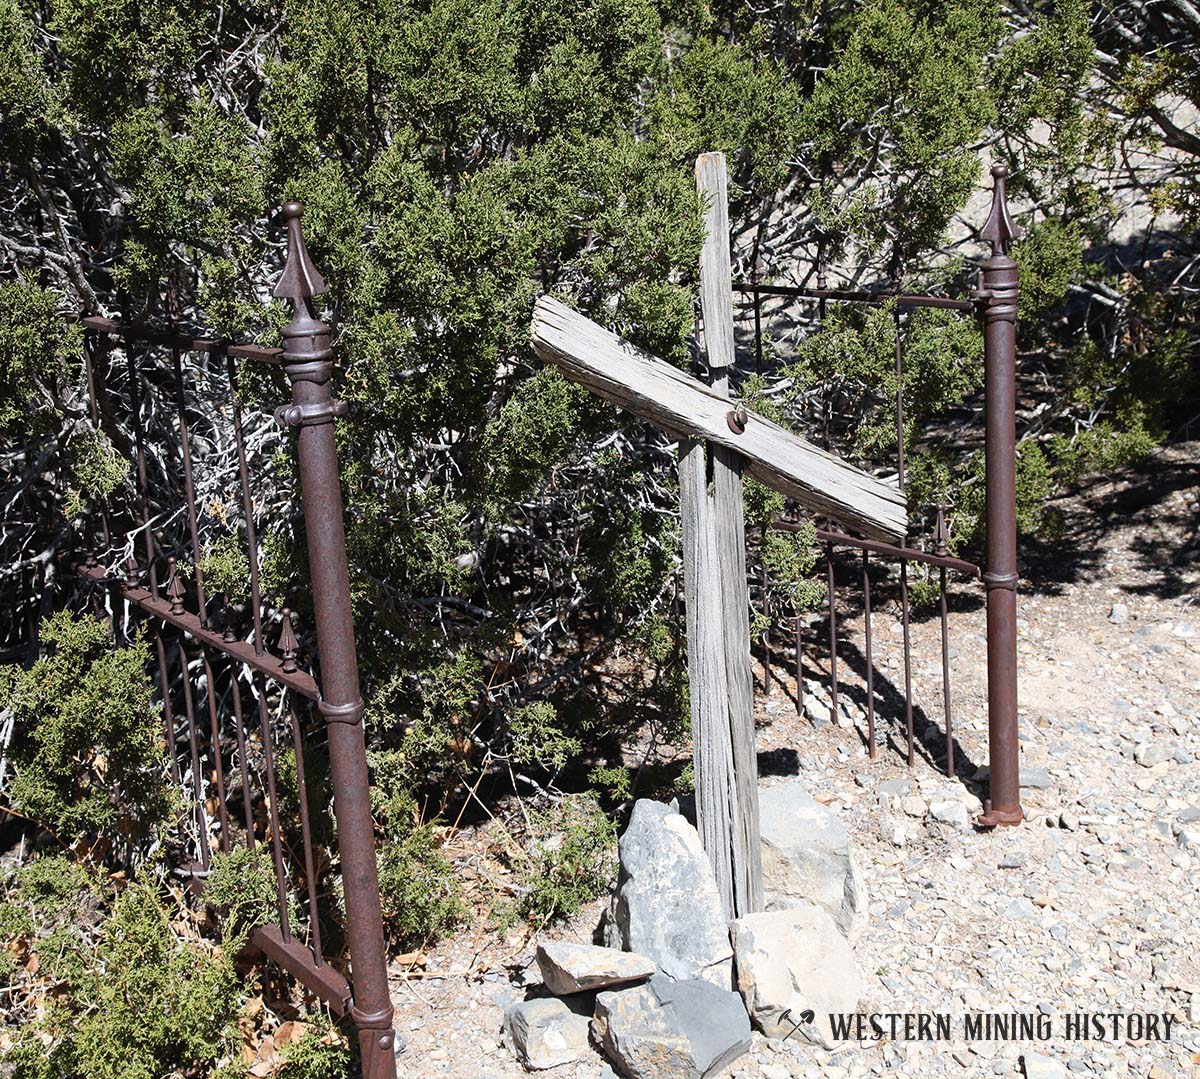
[205, 847, 288, 948]
[1, 611, 171, 847]
[62, 428, 128, 521]
[376, 824, 465, 949]
[508, 701, 582, 772]
[198, 532, 251, 602]
[275, 1017, 353, 1079]
[4, 869, 243, 1079]
[513, 795, 616, 926]
[0, 276, 80, 434]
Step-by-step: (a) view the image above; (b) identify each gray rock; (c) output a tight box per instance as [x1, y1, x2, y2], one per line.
[592, 974, 750, 1079]
[1178, 825, 1200, 852]
[1022, 1055, 1067, 1079]
[1108, 603, 1129, 625]
[878, 778, 910, 812]
[929, 799, 970, 830]
[1005, 897, 1038, 920]
[1135, 742, 1173, 767]
[757, 779, 865, 937]
[612, 800, 733, 989]
[536, 941, 654, 995]
[902, 795, 929, 818]
[503, 997, 591, 1070]
[999, 853, 1026, 869]
[1020, 766, 1054, 789]
[730, 906, 862, 1049]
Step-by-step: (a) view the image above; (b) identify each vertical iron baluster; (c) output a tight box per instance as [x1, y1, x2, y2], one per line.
[900, 559, 914, 767]
[171, 348, 210, 626]
[895, 305, 906, 490]
[81, 332, 112, 559]
[826, 542, 838, 719]
[228, 666, 256, 848]
[794, 612, 804, 717]
[154, 632, 183, 787]
[226, 355, 267, 656]
[862, 549, 876, 759]
[177, 637, 212, 868]
[761, 528, 771, 693]
[254, 673, 291, 940]
[201, 649, 231, 850]
[288, 697, 325, 965]
[125, 343, 159, 598]
[935, 507, 954, 777]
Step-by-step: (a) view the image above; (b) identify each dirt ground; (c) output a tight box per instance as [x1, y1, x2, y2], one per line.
[386, 443, 1200, 1079]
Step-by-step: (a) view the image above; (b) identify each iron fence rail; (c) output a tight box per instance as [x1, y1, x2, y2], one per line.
[69, 205, 397, 1077]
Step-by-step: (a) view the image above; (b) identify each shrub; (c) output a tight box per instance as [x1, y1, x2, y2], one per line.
[0, 611, 173, 852]
[515, 795, 616, 927]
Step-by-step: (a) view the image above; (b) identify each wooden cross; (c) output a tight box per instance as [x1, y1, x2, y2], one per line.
[531, 153, 906, 918]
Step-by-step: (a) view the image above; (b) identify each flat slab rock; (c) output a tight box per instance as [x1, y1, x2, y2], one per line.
[593, 973, 751, 1079]
[536, 941, 655, 995]
[610, 799, 734, 989]
[731, 905, 863, 1049]
[503, 997, 591, 1070]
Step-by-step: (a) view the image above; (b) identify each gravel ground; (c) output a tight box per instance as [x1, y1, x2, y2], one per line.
[388, 445, 1200, 1079]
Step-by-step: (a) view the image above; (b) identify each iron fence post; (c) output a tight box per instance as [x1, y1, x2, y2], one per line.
[976, 166, 1024, 827]
[272, 203, 398, 1075]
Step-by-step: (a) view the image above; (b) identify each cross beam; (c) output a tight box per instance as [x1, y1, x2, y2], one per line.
[530, 296, 907, 543]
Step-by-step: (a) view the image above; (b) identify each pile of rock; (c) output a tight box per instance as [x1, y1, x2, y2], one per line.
[503, 783, 865, 1075]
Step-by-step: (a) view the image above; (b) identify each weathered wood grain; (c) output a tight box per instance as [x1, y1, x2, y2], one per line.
[678, 436, 737, 920]
[697, 152, 764, 917]
[530, 295, 908, 542]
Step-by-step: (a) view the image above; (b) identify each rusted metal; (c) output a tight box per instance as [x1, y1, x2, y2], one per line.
[733, 282, 976, 312]
[177, 636, 212, 868]
[125, 344, 159, 599]
[79, 563, 319, 699]
[826, 541, 839, 718]
[288, 699, 325, 966]
[202, 649, 231, 850]
[899, 559, 914, 767]
[726, 405, 748, 434]
[935, 507, 955, 778]
[255, 672, 291, 941]
[270, 202, 398, 1075]
[226, 354, 267, 656]
[975, 166, 1025, 827]
[861, 549, 876, 758]
[170, 345, 210, 627]
[71, 313, 284, 363]
[229, 669, 256, 849]
[249, 924, 351, 1014]
[772, 521, 981, 578]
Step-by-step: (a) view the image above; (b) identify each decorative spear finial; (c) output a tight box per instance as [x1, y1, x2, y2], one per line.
[124, 555, 139, 587]
[980, 165, 1022, 257]
[934, 504, 950, 557]
[278, 608, 298, 673]
[272, 203, 327, 306]
[167, 556, 185, 615]
[222, 596, 237, 643]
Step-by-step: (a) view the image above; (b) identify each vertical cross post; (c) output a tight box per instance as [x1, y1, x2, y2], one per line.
[272, 203, 398, 1075]
[686, 152, 763, 917]
[975, 166, 1024, 827]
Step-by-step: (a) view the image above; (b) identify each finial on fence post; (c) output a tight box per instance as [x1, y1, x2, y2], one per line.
[980, 165, 1022, 257]
[167, 557, 185, 616]
[273, 202, 328, 305]
[975, 163, 1024, 828]
[269, 201, 398, 1077]
[278, 609, 298, 672]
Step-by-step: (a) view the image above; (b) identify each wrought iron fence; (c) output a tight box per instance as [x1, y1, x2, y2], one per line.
[739, 166, 1024, 825]
[67, 206, 398, 1079]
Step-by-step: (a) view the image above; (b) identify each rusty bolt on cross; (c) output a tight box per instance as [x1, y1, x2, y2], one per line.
[271, 202, 399, 1076]
[973, 166, 1025, 828]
